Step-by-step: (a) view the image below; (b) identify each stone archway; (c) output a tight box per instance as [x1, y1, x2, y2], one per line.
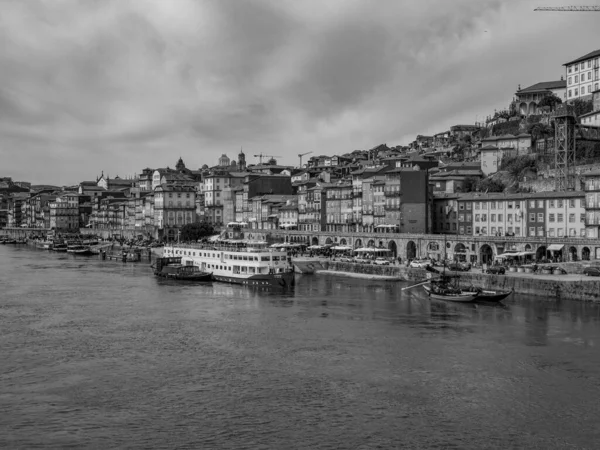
[325, 237, 333, 245]
[583, 247, 591, 261]
[454, 243, 467, 262]
[378, 240, 384, 248]
[536, 245, 547, 261]
[406, 240, 417, 260]
[525, 244, 532, 251]
[340, 238, 347, 246]
[568, 246, 577, 262]
[427, 241, 441, 260]
[479, 244, 493, 264]
[311, 237, 319, 246]
[519, 102, 528, 115]
[354, 238, 363, 248]
[367, 239, 375, 247]
[388, 240, 398, 258]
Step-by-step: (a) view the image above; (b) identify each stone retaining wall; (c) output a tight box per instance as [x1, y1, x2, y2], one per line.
[323, 262, 600, 302]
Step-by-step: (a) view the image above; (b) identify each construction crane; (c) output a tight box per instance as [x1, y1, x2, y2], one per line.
[298, 151, 313, 167]
[534, 6, 600, 11]
[253, 153, 281, 165]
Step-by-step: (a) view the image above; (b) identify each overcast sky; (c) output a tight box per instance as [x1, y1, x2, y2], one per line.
[1, 0, 598, 185]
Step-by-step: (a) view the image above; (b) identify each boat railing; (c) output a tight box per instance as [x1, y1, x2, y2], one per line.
[167, 243, 285, 254]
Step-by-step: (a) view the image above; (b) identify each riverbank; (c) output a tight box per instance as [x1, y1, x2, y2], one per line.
[296, 259, 600, 302]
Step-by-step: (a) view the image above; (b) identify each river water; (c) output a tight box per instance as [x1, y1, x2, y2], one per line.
[2, 245, 600, 449]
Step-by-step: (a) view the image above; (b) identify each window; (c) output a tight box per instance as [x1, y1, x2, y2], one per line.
[569, 213, 575, 223]
[589, 72, 592, 81]
[569, 90, 572, 98]
[537, 213, 543, 222]
[558, 228, 564, 238]
[568, 76, 572, 85]
[548, 228, 555, 237]
[575, 88, 578, 96]
[459, 204, 464, 210]
[475, 202, 480, 210]
[491, 227, 496, 234]
[508, 201, 513, 209]
[466, 203, 472, 210]
[557, 213, 563, 222]
[529, 226, 535, 236]
[515, 227, 521, 236]
[459, 214, 464, 222]
[537, 200, 543, 208]
[466, 214, 472, 222]
[481, 214, 487, 221]
[491, 214, 496, 222]
[569, 199, 575, 208]
[575, 75, 579, 83]
[475, 226, 480, 234]
[549, 200, 555, 208]
[452, 223, 457, 231]
[537, 227, 544, 236]
[490, 201, 496, 209]
[529, 200, 535, 208]
[549, 213, 555, 222]
[467, 226, 472, 234]
[581, 213, 586, 222]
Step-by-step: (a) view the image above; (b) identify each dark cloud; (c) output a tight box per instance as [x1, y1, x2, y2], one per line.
[0, 0, 597, 184]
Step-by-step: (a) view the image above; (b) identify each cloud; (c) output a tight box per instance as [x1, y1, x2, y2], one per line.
[0, 0, 597, 184]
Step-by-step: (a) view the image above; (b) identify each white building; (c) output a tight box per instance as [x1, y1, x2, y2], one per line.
[564, 49, 600, 101]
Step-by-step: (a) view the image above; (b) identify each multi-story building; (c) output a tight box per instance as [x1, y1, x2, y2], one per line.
[564, 49, 600, 101]
[324, 183, 352, 233]
[49, 193, 79, 230]
[204, 171, 247, 226]
[432, 194, 459, 234]
[435, 192, 585, 240]
[278, 200, 298, 230]
[583, 169, 600, 240]
[515, 80, 567, 116]
[384, 169, 429, 233]
[153, 184, 197, 241]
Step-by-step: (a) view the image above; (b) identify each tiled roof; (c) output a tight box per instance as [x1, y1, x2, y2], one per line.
[517, 80, 566, 94]
[563, 49, 600, 66]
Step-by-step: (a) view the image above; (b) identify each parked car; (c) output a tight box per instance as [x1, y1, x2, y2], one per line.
[446, 261, 471, 272]
[486, 266, 506, 275]
[354, 257, 371, 264]
[409, 259, 431, 268]
[339, 256, 353, 262]
[583, 267, 600, 277]
[374, 257, 390, 266]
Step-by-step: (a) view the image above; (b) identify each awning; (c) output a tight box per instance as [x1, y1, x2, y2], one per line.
[547, 244, 564, 251]
[227, 222, 239, 226]
[208, 234, 221, 242]
[331, 245, 352, 251]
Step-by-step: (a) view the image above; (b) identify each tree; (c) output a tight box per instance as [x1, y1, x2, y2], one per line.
[572, 98, 593, 117]
[537, 93, 562, 112]
[179, 222, 216, 242]
[476, 177, 505, 193]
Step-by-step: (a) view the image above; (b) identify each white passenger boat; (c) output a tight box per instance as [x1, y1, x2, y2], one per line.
[163, 236, 295, 288]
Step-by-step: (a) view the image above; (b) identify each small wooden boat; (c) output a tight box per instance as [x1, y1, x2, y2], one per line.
[67, 244, 94, 255]
[154, 257, 212, 281]
[474, 289, 513, 302]
[423, 284, 480, 303]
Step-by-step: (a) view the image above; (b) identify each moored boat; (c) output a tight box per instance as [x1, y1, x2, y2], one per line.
[163, 227, 295, 288]
[154, 257, 212, 281]
[474, 288, 514, 302]
[422, 281, 480, 303]
[67, 244, 93, 255]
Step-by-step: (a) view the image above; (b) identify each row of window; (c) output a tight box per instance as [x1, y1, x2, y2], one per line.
[568, 84, 599, 97]
[568, 59, 599, 73]
[568, 70, 599, 84]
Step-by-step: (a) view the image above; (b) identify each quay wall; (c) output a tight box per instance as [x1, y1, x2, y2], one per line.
[323, 262, 600, 302]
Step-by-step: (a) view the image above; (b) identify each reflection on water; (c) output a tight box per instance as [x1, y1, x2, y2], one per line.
[2, 245, 600, 449]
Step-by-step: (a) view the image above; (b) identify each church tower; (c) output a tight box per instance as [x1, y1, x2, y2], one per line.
[176, 156, 186, 172]
[238, 148, 246, 170]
